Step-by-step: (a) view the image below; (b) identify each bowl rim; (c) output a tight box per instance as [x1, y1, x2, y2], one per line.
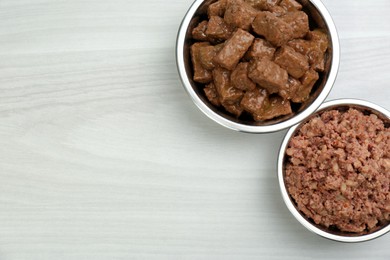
[176, 0, 341, 133]
[277, 98, 390, 243]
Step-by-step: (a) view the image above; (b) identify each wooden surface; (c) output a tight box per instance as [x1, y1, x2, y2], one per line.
[0, 0, 389, 259]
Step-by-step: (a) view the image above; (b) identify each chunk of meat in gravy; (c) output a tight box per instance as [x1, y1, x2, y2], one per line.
[204, 82, 221, 106]
[214, 28, 255, 70]
[268, 5, 287, 16]
[281, 11, 309, 39]
[231, 62, 257, 91]
[223, 101, 244, 117]
[279, 77, 301, 100]
[192, 21, 209, 41]
[199, 44, 224, 70]
[255, 96, 292, 121]
[213, 67, 244, 104]
[287, 39, 311, 55]
[224, 0, 259, 30]
[245, 0, 280, 11]
[248, 58, 288, 94]
[245, 38, 276, 60]
[191, 42, 213, 83]
[208, 0, 227, 17]
[292, 69, 319, 103]
[240, 87, 269, 117]
[311, 53, 325, 71]
[274, 45, 309, 79]
[206, 16, 234, 41]
[307, 29, 329, 53]
[252, 11, 294, 46]
[279, 0, 302, 11]
[288, 38, 326, 71]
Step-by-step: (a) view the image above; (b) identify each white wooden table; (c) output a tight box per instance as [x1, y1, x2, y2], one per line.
[0, 0, 389, 259]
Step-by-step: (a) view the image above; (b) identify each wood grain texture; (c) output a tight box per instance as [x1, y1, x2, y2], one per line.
[0, 0, 389, 259]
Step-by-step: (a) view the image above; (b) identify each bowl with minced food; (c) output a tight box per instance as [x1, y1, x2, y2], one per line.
[278, 99, 390, 242]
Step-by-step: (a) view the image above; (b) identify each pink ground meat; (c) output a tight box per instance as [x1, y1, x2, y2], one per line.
[285, 108, 390, 233]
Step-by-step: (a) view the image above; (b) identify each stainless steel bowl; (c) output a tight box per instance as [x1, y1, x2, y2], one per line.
[278, 99, 390, 242]
[176, 0, 340, 133]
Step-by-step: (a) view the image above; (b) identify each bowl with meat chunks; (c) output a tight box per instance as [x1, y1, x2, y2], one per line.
[278, 99, 390, 242]
[176, 0, 340, 133]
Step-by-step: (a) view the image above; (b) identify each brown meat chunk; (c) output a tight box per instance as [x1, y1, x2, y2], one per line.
[192, 21, 209, 41]
[248, 58, 288, 94]
[224, 0, 259, 30]
[269, 5, 287, 16]
[274, 45, 309, 78]
[252, 11, 294, 46]
[279, 77, 301, 100]
[199, 44, 224, 70]
[214, 28, 255, 70]
[245, 38, 276, 60]
[206, 16, 234, 41]
[279, 0, 302, 11]
[301, 68, 319, 90]
[190, 42, 213, 83]
[281, 11, 309, 39]
[245, 0, 280, 11]
[213, 67, 244, 104]
[231, 62, 257, 91]
[292, 69, 319, 103]
[208, 0, 228, 17]
[288, 38, 326, 71]
[240, 87, 269, 116]
[311, 56, 325, 72]
[222, 102, 244, 117]
[307, 29, 329, 53]
[204, 82, 221, 106]
[287, 39, 311, 54]
[255, 96, 292, 121]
